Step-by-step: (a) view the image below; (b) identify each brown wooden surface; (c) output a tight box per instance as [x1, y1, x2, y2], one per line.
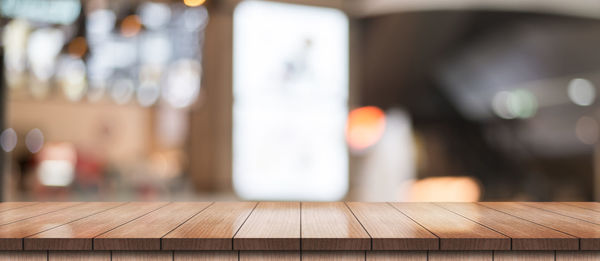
[481, 202, 600, 250]
[0, 251, 47, 261]
[493, 251, 554, 261]
[0, 250, 599, 260]
[347, 202, 438, 250]
[0, 202, 80, 225]
[522, 202, 600, 225]
[94, 202, 211, 250]
[301, 202, 371, 250]
[556, 251, 600, 261]
[0, 202, 37, 213]
[162, 202, 257, 250]
[48, 251, 110, 261]
[390, 203, 509, 250]
[111, 251, 172, 261]
[0, 202, 123, 250]
[174, 251, 238, 261]
[303, 251, 365, 261]
[366, 251, 427, 261]
[428, 251, 492, 261]
[437, 202, 578, 250]
[24, 202, 168, 250]
[564, 202, 600, 212]
[0, 202, 598, 252]
[239, 251, 300, 261]
[234, 202, 300, 250]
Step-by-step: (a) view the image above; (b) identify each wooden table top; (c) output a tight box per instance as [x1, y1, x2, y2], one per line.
[0, 202, 598, 251]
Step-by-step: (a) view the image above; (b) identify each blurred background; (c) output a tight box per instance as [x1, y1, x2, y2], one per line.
[0, 0, 599, 202]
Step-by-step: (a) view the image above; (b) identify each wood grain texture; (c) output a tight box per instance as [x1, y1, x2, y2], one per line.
[564, 202, 600, 212]
[239, 251, 300, 261]
[111, 251, 172, 261]
[302, 251, 365, 261]
[366, 251, 427, 261]
[493, 251, 554, 261]
[0, 202, 37, 213]
[0, 251, 47, 261]
[301, 202, 370, 250]
[390, 203, 509, 250]
[162, 202, 257, 250]
[480, 202, 600, 250]
[174, 251, 238, 261]
[48, 251, 110, 261]
[347, 202, 438, 250]
[234, 202, 300, 250]
[522, 202, 600, 225]
[428, 251, 492, 261]
[24, 202, 168, 250]
[556, 251, 600, 261]
[0, 202, 123, 250]
[437, 203, 578, 250]
[94, 202, 212, 250]
[0, 202, 80, 225]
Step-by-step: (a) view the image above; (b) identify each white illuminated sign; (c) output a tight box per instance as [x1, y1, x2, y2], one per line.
[233, 1, 349, 200]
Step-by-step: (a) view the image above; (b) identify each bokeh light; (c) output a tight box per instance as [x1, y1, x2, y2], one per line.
[492, 89, 537, 119]
[139, 2, 171, 30]
[86, 9, 116, 41]
[183, 0, 206, 7]
[27, 27, 64, 81]
[137, 82, 161, 107]
[346, 106, 386, 151]
[57, 57, 87, 101]
[36, 143, 77, 187]
[120, 15, 142, 38]
[25, 128, 44, 153]
[163, 59, 201, 108]
[67, 36, 87, 58]
[110, 78, 135, 104]
[0, 128, 18, 152]
[404, 176, 481, 202]
[568, 78, 596, 106]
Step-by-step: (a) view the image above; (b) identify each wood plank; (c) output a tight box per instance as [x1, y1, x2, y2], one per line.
[437, 202, 578, 250]
[0, 202, 124, 250]
[390, 203, 509, 250]
[24, 202, 168, 250]
[48, 251, 110, 261]
[111, 251, 172, 261]
[366, 251, 426, 261]
[564, 202, 600, 212]
[240, 251, 300, 261]
[493, 251, 554, 261]
[0, 202, 37, 213]
[303, 251, 365, 261]
[162, 202, 257, 250]
[174, 251, 238, 261]
[234, 202, 300, 250]
[428, 251, 492, 261]
[480, 202, 600, 250]
[0, 251, 47, 261]
[94, 202, 212, 250]
[556, 251, 600, 261]
[522, 202, 600, 225]
[347, 202, 438, 250]
[301, 202, 371, 250]
[0, 202, 80, 225]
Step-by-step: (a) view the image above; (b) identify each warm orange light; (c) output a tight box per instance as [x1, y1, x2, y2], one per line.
[346, 106, 386, 151]
[183, 0, 206, 7]
[120, 15, 142, 37]
[405, 176, 481, 202]
[67, 37, 87, 58]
